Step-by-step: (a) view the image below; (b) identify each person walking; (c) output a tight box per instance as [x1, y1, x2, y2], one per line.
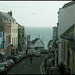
[30, 56, 33, 64]
[58, 62, 65, 74]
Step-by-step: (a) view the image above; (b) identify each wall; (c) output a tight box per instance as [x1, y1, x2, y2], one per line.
[34, 39, 44, 48]
[58, 4, 75, 36]
[11, 23, 18, 48]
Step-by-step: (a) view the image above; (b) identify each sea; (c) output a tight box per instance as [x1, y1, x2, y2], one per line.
[25, 26, 53, 49]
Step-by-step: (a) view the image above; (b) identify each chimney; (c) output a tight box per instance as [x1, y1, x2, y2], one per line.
[42, 37, 43, 41]
[38, 34, 40, 38]
[8, 11, 12, 16]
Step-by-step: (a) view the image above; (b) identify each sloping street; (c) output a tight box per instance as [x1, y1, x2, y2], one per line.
[7, 54, 47, 74]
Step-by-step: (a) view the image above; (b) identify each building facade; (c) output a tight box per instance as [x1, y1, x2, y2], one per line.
[30, 38, 44, 50]
[0, 17, 6, 61]
[18, 24, 26, 52]
[53, 26, 58, 66]
[58, 1, 75, 73]
[0, 11, 18, 56]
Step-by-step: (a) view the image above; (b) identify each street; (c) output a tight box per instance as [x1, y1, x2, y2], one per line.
[7, 54, 47, 74]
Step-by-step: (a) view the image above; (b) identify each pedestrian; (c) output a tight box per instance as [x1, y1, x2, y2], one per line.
[58, 62, 65, 74]
[30, 56, 33, 64]
[49, 58, 52, 65]
[52, 57, 55, 65]
[48, 58, 52, 69]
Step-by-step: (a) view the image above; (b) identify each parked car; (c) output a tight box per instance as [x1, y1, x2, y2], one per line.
[35, 52, 41, 57]
[18, 52, 24, 59]
[41, 50, 48, 54]
[23, 52, 27, 58]
[15, 55, 21, 62]
[8, 56, 19, 64]
[0, 63, 7, 74]
[33, 51, 36, 56]
[28, 49, 34, 57]
[2, 59, 11, 71]
[8, 59, 15, 67]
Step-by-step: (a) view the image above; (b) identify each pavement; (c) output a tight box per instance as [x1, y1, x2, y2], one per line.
[41, 55, 60, 75]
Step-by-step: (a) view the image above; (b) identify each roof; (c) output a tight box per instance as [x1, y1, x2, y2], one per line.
[0, 12, 8, 19]
[62, 1, 75, 8]
[1, 12, 15, 21]
[31, 38, 44, 45]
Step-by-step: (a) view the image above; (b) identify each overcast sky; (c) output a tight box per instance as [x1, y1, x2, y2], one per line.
[0, 1, 71, 27]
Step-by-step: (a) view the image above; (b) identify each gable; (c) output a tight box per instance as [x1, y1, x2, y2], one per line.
[35, 39, 43, 44]
[34, 39, 44, 47]
[31, 38, 44, 46]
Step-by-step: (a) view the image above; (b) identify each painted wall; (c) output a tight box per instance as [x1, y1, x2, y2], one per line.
[58, 4, 75, 36]
[11, 23, 18, 48]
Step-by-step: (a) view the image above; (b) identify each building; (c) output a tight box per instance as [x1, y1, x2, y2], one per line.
[18, 23, 26, 52]
[57, 1, 75, 73]
[27, 34, 31, 49]
[0, 11, 18, 56]
[53, 26, 58, 66]
[0, 17, 6, 61]
[30, 37, 44, 50]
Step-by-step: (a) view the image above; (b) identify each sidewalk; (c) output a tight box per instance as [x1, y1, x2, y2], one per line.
[42, 56, 60, 74]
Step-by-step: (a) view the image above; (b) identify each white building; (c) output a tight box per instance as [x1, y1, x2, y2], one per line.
[30, 38, 44, 50]
[58, 1, 75, 66]
[11, 23, 18, 48]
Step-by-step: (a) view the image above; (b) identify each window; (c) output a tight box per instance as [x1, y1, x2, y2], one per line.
[22, 34, 24, 37]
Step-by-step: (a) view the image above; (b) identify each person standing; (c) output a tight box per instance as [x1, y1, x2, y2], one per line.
[58, 62, 65, 74]
[30, 56, 33, 64]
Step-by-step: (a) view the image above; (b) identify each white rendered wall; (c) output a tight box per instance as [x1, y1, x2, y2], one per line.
[58, 4, 75, 36]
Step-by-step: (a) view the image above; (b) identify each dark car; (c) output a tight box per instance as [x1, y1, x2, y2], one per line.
[41, 50, 48, 54]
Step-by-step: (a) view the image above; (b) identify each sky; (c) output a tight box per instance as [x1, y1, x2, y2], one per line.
[0, 1, 71, 27]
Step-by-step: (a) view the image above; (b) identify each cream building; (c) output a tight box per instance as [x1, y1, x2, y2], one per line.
[1, 11, 18, 55]
[11, 23, 18, 48]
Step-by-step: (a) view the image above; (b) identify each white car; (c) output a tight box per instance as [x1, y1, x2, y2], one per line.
[0, 63, 7, 74]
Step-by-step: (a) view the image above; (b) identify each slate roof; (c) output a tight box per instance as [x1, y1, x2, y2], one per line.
[31, 38, 44, 45]
[0, 12, 8, 19]
[1, 12, 15, 21]
[62, 1, 75, 8]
